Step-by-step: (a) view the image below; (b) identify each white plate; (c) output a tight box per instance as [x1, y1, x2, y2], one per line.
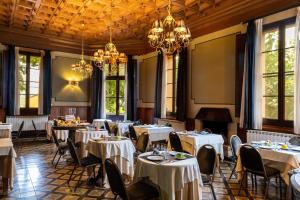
[259, 145, 273, 149]
[291, 147, 300, 151]
[146, 155, 164, 161]
[251, 141, 266, 144]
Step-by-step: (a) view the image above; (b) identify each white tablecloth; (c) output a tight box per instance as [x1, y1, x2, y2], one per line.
[134, 151, 203, 200]
[0, 124, 12, 138]
[86, 138, 136, 182]
[236, 144, 300, 184]
[75, 130, 108, 144]
[6, 115, 48, 131]
[176, 132, 224, 160]
[117, 122, 133, 136]
[92, 119, 112, 129]
[0, 138, 16, 194]
[134, 125, 174, 144]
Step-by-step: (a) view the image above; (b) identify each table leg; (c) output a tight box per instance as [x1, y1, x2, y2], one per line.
[2, 177, 9, 195]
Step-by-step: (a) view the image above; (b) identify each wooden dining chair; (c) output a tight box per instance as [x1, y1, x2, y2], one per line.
[238, 145, 282, 200]
[105, 158, 160, 200]
[197, 144, 217, 200]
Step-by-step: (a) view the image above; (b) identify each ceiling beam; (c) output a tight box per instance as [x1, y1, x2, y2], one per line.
[42, 0, 65, 33]
[25, 0, 42, 30]
[9, 0, 18, 27]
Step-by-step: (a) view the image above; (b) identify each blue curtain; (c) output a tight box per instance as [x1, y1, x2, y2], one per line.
[43, 50, 52, 115]
[176, 48, 188, 121]
[4, 45, 16, 116]
[242, 21, 256, 129]
[154, 49, 164, 118]
[91, 62, 103, 120]
[126, 55, 137, 121]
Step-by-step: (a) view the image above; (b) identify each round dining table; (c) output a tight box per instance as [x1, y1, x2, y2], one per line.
[134, 151, 203, 200]
[86, 136, 136, 185]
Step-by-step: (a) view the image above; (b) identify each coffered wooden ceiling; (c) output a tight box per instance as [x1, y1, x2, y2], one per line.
[0, 0, 299, 54]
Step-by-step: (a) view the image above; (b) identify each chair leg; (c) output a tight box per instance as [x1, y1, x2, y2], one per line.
[229, 162, 237, 180]
[52, 150, 58, 165]
[238, 171, 246, 196]
[55, 154, 62, 168]
[279, 176, 282, 200]
[75, 168, 84, 191]
[210, 183, 217, 200]
[68, 166, 77, 185]
[251, 174, 254, 187]
[264, 179, 270, 200]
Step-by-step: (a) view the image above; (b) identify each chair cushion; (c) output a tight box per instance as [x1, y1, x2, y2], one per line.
[80, 155, 101, 167]
[249, 166, 280, 178]
[127, 180, 159, 200]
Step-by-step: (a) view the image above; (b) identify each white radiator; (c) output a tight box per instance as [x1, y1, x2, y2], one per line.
[247, 130, 294, 143]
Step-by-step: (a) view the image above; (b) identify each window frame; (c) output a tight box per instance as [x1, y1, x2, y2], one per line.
[166, 55, 178, 117]
[262, 17, 296, 128]
[105, 65, 125, 117]
[19, 51, 41, 110]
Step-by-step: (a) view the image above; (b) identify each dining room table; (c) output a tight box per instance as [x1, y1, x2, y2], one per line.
[174, 131, 225, 160]
[134, 125, 174, 147]
[0, 123, 12, 138]
[86, 136, 136, 185]
[92, 119, 112, 129]
[51, 123, 90, 141]
[75, 129, 108, 157]
[0, 138, 16, 195]
[115, 121, 134, 136]
[236, 141, 300, 185]
[134, 151, 203, 200]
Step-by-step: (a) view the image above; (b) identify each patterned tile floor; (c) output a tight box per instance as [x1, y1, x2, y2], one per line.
[0, 140, 285, 200]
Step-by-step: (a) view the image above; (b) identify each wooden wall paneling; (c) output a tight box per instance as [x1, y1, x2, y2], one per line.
[50, 106, 90, 121]
[137, 107, 154, 124]
[50, 107, 61, 120]
[235, 33, 246, 117]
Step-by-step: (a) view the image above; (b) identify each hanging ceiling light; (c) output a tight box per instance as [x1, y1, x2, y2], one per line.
[93, 1, 127, 74]
[147, 0, 191, 55]
[71, 23, 93, 78]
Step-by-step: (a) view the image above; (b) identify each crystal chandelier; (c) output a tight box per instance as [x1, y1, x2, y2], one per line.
[71, 23, 93, 78]
[93, 1, 127, 74]
[147, 0, 191, 55]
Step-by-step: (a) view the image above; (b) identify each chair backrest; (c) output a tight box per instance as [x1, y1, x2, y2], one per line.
[67, 138, 81, 166]
[18, 121, 24, 135]
[291, 174, 300, 199]
[239, 145, 265, 176]
[128, 125, 137, 140]
[230, 135, 242, 159]
[289, 137, 300, 146]
[197, 144, 216, 175]
[32, 120, 37, 131]
[104, 121, 111, 133]
[169, 132, 183, 152]
[105, 158, 129, 200]
[136, 132, 149, 153]
[201, 128, 212, 133]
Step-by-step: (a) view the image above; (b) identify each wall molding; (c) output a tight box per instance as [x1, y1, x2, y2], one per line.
[133, 51, 157, 61]
[51, 98, 90, 106]
[51, 51, 93, 60]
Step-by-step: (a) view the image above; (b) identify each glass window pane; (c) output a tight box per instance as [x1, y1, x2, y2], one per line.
[119, 80, 125, 97]
[19, 55, 26, 68]
[262, 28, 279, 52]
[119, 98, 125, 114]
[263, 76, 278, 96]
[285, 25, 296, 48]
[19, 67, 26, 81]
[19, 81, 26, 94]
[29, 94, 38, 108]
[19, 95, 26, 108]
[30, 56, 40, 69]
[166, 98, 173, 113]
[106, 98, 116, 114]
[285, 96, 294, 121]
[262, 51, 278, 73]
[285, 74, 294, 96]
[166, 83, 173, 98]
[106, 80, 116, 97]
[119, 64, 125, 76]
[285, 48, 295, 72]
[167, 69, 173, 83]
[106, 64, 118, 76]
[263, 97, 278, 119]
[30, 68, 40, 82]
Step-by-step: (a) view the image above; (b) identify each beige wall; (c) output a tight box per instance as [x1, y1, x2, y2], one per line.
[135, 52, 158, 108]
[51, 53, 91, 104]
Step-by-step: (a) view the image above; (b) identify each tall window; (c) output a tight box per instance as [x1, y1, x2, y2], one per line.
[262, 18, 295, 127]
[18, 52, 41, 109]
[166, 55, 179, 116]
[105, 64, 125, 119]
